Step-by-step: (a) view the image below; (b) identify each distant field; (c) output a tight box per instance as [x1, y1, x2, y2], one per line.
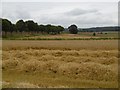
[3, 32, 119, 40]
[2, 40, 118, 50]
[2, 40, 118, 88]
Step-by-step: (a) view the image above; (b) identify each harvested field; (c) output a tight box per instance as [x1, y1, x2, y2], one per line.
[2, 40, 118, 50]
[3, 32, 119, 40]
[2, 40, 118, 88]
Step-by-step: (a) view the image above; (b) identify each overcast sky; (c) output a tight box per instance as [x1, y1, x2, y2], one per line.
[2, 1, 118, 28]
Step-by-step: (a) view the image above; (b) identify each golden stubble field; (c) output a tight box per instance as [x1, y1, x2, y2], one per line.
[2, 40, 119, 88]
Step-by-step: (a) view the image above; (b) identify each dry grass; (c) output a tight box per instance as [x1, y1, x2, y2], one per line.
[4, 32, 118, 40]
[3, 40, 118, 50]
[2, 40, 118, 88]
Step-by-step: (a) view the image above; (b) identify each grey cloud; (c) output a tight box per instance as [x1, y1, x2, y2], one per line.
[15, 9, 31, 20]
[2, 9, 31, 23]
[2, 3, 31, 23]
[65, 8, 98, 16]
[2, 2, 117, 28]
[36, 11, 117, 28]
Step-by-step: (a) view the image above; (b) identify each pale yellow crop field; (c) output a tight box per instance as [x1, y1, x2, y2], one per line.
[2, 40, 119, 88]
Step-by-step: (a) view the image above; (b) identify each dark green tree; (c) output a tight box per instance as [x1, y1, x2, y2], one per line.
[2, 18, 65, 36]
[51, 25, 57, 34]
[39, 25, 45, 33]
[93, 32, 96, 36]
[16, 20, 26, 34]
[10, 24, 16, 35]
[34, 23, 39, 33]
[25, 20, 39, 33]
[57, 26, 64, 34]
[46, 24, 52, 34]
[2, 19, 12, 36]
[68, 24, 78, 34]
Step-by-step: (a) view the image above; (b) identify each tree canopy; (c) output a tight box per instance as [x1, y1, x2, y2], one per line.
[16, 20, 26, 33]
[68, 24, 78, 34]
[2, 18, 65, 35]
[2, 19, 12, 35]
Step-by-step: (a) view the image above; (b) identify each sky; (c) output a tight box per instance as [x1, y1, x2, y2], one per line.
[1, 0, 118, 28]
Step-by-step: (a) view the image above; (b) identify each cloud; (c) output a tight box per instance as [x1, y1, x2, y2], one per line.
[2, 2, 118, 28]
[15, 9, 31, 20]
[35, 7, 117, 28]
[65, 8, 98, 16]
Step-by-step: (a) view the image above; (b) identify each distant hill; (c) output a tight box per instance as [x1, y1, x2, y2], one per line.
[79, 26, 119, 32]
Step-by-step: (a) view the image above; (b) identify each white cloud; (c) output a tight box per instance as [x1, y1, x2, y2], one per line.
[2, 2, 118, 28]
[65, 8, 98, 16]
[2, 0, 119, 2]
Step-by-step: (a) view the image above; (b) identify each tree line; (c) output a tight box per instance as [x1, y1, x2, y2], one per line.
[2, 18, 65, 36]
